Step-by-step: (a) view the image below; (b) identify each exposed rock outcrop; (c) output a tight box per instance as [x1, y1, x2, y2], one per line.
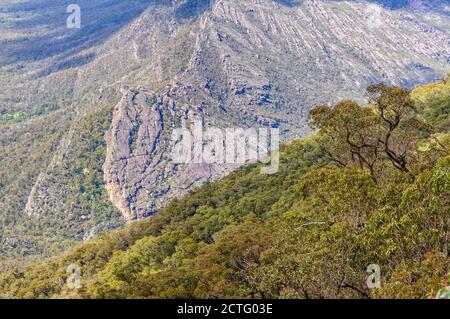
[104, 85, 236, 221]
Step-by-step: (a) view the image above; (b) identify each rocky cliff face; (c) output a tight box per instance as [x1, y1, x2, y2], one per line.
[103, 84, 235, 220]
[0, 0, 449, 256]
[100, 0, 450, 221]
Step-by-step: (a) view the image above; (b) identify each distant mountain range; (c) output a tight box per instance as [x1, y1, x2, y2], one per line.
[0, 0, 449, 258]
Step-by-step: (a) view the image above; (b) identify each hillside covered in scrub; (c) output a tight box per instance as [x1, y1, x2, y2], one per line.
[0, 77, 449, 299]
[1, 0, 449, 259]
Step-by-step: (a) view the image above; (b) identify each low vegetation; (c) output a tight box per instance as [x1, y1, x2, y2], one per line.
[0, 78, 448, 299]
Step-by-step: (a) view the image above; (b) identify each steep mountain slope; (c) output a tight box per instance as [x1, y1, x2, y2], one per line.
[0, 0, 449, 258]
[0, 78, 448, 299]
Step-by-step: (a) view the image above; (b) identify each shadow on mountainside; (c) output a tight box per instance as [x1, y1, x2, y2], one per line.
[0, 0, 151, 67]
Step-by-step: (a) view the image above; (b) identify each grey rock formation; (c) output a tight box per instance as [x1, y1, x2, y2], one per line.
[104, 84, 236, 220]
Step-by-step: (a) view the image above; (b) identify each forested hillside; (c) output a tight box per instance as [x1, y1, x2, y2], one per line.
[1, 0, 449, 259]
[0, 77, 448, 299]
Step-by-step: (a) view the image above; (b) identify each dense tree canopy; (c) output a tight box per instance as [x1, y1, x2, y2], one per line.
[0, 79, 448, 299]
